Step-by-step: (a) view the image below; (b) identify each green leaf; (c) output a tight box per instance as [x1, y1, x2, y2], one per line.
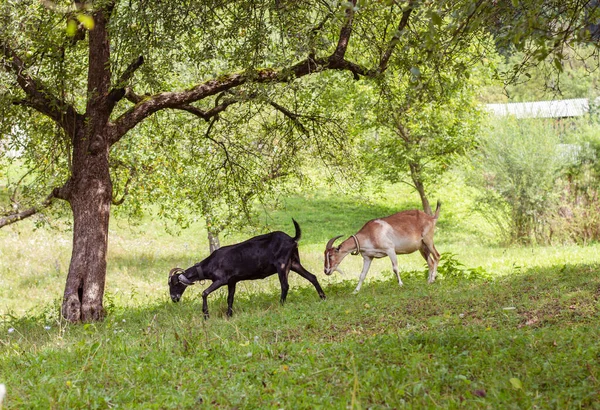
[76, 13, 95, 30]
[553, 57, 563, 72]
[509, 377, 523, 390]
[66, 19, 78, 37]
[431, 11, 442, 26]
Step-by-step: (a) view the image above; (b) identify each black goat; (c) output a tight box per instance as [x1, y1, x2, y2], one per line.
[168, 219, 326, 318]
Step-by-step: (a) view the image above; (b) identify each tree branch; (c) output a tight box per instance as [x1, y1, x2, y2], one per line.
[110, 160, 136, 206]
[107, 55, 145, 105]
[122, 86, 241, 123]
[0, 189, 59, 228]
[110, 58, 368, 143]
[109, 2, 408, 144]
[1, 40, 81, 135]
[268, 101, 309, 135]
[377, 1, 415, 74]
[331, 0, 357, 62]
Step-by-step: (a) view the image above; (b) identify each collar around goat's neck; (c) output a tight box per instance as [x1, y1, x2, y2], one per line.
[336, 236, 360, 256]
[181, 264, 205, 285]
[350, 235, 360, 255]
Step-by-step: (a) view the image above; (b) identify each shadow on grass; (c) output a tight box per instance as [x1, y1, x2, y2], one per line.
[131, 258, 596, 331]
[4, 260, 599, 333]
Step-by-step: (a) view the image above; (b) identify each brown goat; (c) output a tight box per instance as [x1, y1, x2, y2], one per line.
[324, 201, 441, 292]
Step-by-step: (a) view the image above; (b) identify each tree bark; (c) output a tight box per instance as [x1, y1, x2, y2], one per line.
[409, 162, 432, 216]
[208, 230, 221, 254]
[61, 132, 112, 322]
[59, 5, 115, 322]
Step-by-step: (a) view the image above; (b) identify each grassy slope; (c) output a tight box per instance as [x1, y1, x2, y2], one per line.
[1, 179, 600, 408]
[1, 265, 599, 408]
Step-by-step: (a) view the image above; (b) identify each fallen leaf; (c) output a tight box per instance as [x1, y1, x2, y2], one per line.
[509, 377, 522, 390]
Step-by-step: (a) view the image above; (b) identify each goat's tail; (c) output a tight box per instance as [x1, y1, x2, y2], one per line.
[433, 200, 442, 221]
[292, 218, 301, 242]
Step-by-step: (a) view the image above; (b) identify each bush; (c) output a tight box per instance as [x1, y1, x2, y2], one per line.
[435, 253, 492, 281]
[468, 117, 563, 244]
[403, 253, 491, 281]
[550, 121, 600, 243]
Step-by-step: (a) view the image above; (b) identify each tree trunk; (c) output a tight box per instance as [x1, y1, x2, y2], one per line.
[61, 134, 112, 322]
[208, 230, 221, 254]
[409, 162, 432, 215]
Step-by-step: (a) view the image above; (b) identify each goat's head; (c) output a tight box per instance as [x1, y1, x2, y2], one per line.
[324, 235, 345, 275]
[168, 267, 194, 302]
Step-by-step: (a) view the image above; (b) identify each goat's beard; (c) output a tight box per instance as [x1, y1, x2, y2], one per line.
[335, 268, 345, 275]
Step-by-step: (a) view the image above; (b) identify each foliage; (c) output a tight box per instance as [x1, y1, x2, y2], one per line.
[468, 117, 564, 245]
[481, 46, 600, 103]
[480, 1, 600, 86]
[402, 252, 491, 282]
[361, 20, 494, 212]
[435, 253, 492, 281]
[0, 0, 431, 237]
[111, 73, 361, 238]
[549, 117, 600, 243]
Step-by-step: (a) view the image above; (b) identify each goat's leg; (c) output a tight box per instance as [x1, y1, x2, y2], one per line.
[354, 256, 373, 293]
[226, 283, 237, 317]
[386, 251, 403, 287]
[201, 280, 226, 319]
[421, 238, 439, 283]
[429, 244, 440, 283]
[291, 259, 326, 300]
[276, 262, 291, 305]
[419, 247, 433, 282]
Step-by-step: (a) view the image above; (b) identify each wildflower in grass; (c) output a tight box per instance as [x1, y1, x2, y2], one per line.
[7, 328, 14, 334]
[44, 326, 51, 330]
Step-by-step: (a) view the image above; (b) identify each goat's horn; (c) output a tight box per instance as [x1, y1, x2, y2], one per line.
[169, 267, 185, 277]
[178, 274, 194, 286]
[326, 235, 343, 250]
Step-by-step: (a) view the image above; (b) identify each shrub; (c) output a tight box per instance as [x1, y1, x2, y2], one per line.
[435, 253, 492, 281]
[550, 120, 600, 243]
[468, 117, 563, 245]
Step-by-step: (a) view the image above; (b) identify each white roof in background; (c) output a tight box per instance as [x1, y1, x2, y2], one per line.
[486, 98, 590, 118]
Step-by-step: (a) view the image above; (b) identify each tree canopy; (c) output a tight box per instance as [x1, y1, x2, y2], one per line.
[2, 0, 600, 322]
[0, 0, 417, 321]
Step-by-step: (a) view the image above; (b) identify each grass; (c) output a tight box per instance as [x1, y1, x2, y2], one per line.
[1, 265, 600, 408]
[1, 179, 600, 408]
